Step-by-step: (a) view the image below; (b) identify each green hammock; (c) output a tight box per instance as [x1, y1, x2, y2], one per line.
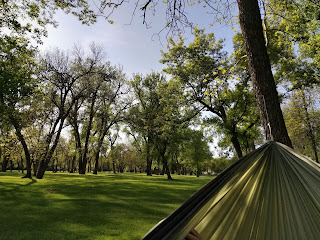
[142, 141, 320, 240]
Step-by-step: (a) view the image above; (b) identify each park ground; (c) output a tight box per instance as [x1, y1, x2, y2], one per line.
[0, 172, 212, 240]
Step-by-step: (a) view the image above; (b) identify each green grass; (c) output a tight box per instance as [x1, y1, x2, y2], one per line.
[0, 171, 212, 240]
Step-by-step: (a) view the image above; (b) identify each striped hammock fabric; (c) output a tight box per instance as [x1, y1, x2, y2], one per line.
[143, 142, 320, 240]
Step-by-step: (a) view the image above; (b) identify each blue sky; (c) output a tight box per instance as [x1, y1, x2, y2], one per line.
[40, 3, 237, 77]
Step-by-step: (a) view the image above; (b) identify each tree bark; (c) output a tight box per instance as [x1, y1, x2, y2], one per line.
[162, 157, 173, 180]
[1, 156, 8, 172]
[93, 150, 100, 174]
[70, 155, 76, 173]
[146, 136, 152, 176]
[11, 117, 32, 178]
[237, 0, 292, 147]
[230, 130, 243, 159]
[20, 156, 24, 173]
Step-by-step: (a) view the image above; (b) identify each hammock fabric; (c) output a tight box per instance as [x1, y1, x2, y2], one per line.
[142, 141, 320, 240]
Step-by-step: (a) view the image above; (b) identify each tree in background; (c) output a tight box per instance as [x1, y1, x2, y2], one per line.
[126, 73, 164, 176]
[283, 88, 320, 162]
[180, 129, 212, 177]
[35, 45, 106, 179]
[127, 73, 196, 179]
[211, 157, 236, 174]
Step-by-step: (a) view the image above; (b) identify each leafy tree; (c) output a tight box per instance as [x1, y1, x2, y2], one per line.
[211, 157, 236, 174]
[1, 0, 101, 41]
[252, 0, 320, 91]
[161, 29, 261, 158]
[91, 66, 129, 175]
[265, 0, 320, 68]
[0, 35, 38, 178]
[65, 44, 128, 175]
[180, 129, 212, 177]
[283, 88, 320, 162]
[35, 46, 105, 179]
[128, 73, 194, 179]
[152, 77, 194, 179]
[126, 73, 164, 176]
[0, 133, 18, 172]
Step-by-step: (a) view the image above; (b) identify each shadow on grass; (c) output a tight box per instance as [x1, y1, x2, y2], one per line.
[0, 172, 212, 240]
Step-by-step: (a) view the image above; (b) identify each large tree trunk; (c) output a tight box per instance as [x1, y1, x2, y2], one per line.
[9, 160, 13, 172]
[36, 159, 48, 179]
[162, 157, 173, 180]
[237, 0, 292, 147]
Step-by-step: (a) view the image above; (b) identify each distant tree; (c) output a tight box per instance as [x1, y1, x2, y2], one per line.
[211, 157, 236, 174]
[151, 77, 195, 180]
[283, 88, 320, 162]
[126, 73, 164, 176]
[0, 134, 18, 172]
[35, 46, 103, 179]
[128, 73, 195, 179]
[91, 68, 129, 175]
[180, 129, 212, 177]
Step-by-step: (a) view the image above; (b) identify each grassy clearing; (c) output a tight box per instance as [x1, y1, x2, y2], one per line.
[0, 171, 212, 240]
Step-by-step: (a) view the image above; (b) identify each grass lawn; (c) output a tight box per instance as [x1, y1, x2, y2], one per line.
[0, 171, 212, 240]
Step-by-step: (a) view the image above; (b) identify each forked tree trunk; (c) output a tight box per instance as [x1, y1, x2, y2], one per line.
[237, 0, 292, 147]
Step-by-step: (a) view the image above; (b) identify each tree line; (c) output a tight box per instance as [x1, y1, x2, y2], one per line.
[1, 0, 320, 179]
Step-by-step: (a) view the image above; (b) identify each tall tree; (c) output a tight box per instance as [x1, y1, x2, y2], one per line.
[236, 0, 292, 146]
[0, 35, 38, 178]
[161, 29, 261, 158]
[35, 46, 102, 179]
[126, 73, 163, 176]
[128, 73, 194, 179]
[92, 67, 129, 175]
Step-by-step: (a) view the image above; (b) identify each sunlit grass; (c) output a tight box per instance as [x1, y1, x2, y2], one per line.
[0, 171, 212, 240]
